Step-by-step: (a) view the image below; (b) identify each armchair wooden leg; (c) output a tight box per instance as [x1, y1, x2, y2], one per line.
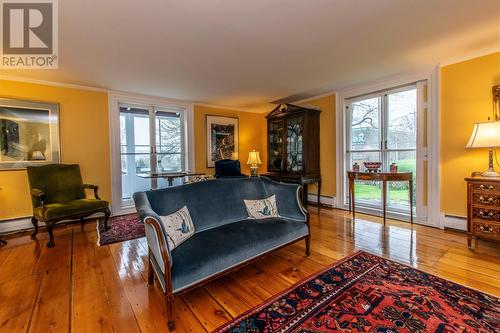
[46, 222, 55, 248]
[305, 236, 311, 256]
[166, 294, 176, 331]
[31, 217, 39, 239]
[101, 208, 111, 231]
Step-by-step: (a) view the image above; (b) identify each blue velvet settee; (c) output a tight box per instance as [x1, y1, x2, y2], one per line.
[133, 177, 310, 331]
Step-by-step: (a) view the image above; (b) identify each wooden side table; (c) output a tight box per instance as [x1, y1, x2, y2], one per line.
[465, 175, 500, 249]
[347, 171, 413, 225]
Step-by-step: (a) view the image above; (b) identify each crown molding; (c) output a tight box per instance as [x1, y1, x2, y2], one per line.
[288, 91, 336, 105]
[440, 47, 500, 67]
[0, 75, 271, 113]
[193, 102, 265, 114]
[0, 74, 108, 92]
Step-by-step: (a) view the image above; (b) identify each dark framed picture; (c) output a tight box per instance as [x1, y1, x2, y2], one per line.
[206, 115, 239, 168]
[0, 98, 60, 170]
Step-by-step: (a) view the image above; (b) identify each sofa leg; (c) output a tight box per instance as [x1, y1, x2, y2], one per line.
[305, 236, 311, 256]
[46, 222, 55, 248]
[31, 217, 39, 239]
[148, 252, 154, 285]
[166, 295, 175, 331]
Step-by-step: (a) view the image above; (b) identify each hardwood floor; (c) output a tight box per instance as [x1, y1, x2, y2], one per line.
[0, 207, 499, 332]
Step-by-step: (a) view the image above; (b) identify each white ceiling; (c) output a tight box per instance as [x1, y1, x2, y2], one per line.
[2, 0, 499, 111]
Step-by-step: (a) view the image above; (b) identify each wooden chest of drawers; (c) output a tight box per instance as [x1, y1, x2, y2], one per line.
[465, 176, 500, 249]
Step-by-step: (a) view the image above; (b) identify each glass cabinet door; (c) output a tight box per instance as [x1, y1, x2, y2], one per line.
[286, 116, 303, 173]
[268, 120, 284, 171]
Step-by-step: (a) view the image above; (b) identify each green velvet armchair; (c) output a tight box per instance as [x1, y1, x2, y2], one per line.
[27, 164, 110, 248]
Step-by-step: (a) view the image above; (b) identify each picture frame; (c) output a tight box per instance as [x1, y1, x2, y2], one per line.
[206, 115, 239, 168]
[0, 98, 60, 170]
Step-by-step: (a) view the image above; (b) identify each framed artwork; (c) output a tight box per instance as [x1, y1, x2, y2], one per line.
[0, 98, 60, 170]
[206, 115, 239, 167]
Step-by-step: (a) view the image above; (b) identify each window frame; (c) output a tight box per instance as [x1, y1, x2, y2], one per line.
[345, 84, 418, 213]
[335, 68, 440, 227]
[109, 92, 194, 215]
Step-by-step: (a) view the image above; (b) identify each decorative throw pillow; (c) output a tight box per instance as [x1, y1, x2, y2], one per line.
[244, 195, 280, 219]
[160, 206, 195, 250]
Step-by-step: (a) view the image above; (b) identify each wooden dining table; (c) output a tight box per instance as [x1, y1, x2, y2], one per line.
[347, 171, 413, 225]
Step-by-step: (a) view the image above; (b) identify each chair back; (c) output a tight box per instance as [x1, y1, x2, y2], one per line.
[215, 159, 242, 177]
[27, 164, 85, 207]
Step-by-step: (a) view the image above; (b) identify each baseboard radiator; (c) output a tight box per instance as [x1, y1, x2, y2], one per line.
[442, 214, 467, 231]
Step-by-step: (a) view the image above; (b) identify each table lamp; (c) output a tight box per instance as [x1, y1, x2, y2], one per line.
[247, 150, 262, 177]
[466, 120, 500, 177]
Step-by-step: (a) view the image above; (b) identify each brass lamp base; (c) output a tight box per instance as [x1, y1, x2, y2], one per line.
[250, 165, 259, 177]
[481, 149, 499, 177]
[481, 170, 500, 177]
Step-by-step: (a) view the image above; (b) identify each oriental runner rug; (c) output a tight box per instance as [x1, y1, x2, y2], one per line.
[214, 251, 499, 333]
[97, 213, 144, 246]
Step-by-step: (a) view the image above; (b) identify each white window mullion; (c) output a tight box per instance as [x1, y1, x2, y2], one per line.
[179, 110, 186, 171]
[150, 107, 158, 189]
[416, 80, 427, 220]
[124, 112, 135, 205]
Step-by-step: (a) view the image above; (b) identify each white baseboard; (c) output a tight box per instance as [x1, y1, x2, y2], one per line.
[0, 217, 34, 233]
[307, 194, 335, 207]
[0, 212, 110, 234]
[112, 206, 137, 216]
[441, 213, 467, 231]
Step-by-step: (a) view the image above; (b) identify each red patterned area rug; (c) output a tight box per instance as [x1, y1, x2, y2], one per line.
[97, 213, 144, 246]
[214, 251, 499, 333]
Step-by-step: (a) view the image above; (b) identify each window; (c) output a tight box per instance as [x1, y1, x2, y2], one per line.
[119, 104, 185, 201]
[346, 84, 418, 215]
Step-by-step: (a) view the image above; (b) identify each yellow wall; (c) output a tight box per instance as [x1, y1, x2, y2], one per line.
[2, 52, 497, 220]
[297, 95, 336, 197]
[193, 105, 267, 175]
[0, 80, 110, 220]
[441, 52, 500, 216]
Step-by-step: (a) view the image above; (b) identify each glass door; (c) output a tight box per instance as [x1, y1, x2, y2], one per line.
[268, 120, 284, 172]
[155, 109, 184, 188]
[120, 106, 152, 202]
[347, 95, 383, 206]
[286, 116, 304, 173]
[119, 104, 185, 205]
[346, 84, 417, 217]
[385, 87, 417, 209]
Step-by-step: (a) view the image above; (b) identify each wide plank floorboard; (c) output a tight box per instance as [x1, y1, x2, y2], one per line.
[1, 206, 499, 332]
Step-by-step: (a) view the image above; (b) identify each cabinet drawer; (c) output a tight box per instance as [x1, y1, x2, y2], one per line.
[471, 193, 500, 206]
[472, 221, 500, 237]
[472, 207, 500, 222]
[472, 183, 500, 193]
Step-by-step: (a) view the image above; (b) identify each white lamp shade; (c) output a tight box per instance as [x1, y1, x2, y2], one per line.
[466, 121, 500, 148]
[247, 150, 262, 165]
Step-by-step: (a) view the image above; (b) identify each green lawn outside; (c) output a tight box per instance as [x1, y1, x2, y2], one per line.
[354, 183, 411, 203]
[352, 159, 416, 204]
